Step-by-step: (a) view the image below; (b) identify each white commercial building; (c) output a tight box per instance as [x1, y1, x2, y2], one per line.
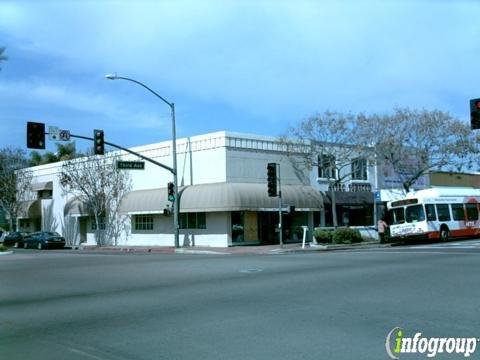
[16, 131, 427, 247]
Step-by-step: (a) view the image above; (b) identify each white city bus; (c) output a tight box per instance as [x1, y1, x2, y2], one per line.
[386, 187, 480, 242]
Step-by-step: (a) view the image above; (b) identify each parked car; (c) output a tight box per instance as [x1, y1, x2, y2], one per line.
[23, 231, 66, 250]
[3, 232, 29, 248]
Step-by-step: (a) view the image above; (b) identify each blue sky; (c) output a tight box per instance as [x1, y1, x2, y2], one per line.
[1, 0, 479, 153]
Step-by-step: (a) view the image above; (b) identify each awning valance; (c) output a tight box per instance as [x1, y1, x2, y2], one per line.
[120, 182, 324, 214]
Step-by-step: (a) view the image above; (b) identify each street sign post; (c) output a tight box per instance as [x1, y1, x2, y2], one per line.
[116, 161, 145, 170]
[59, 130, 71, 141]
[48, 126, 60, 141]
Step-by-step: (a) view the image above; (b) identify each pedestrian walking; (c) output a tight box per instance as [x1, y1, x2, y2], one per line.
[377, 217, 388, 244]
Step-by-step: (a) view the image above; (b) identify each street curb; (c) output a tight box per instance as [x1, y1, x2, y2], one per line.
[62, 241, 390, 256]
[175, 249, 230, 255]
[270, 242, 391, 254]
[0, 251, 13, 256]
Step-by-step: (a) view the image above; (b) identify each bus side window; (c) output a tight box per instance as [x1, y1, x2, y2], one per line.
[425, 204, 436, 221]
[466, 203, 479, 221]
[436, 204, 451, 222]
[451, 204, 465, 221]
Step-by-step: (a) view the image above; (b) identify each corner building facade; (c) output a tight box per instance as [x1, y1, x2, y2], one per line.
[18, 131, 420, 247]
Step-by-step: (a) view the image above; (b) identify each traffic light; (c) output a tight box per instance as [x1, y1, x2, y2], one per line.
[470, 98, 480, 130]
[267, 163, 277, 197]
[167, 182, 175, 201]
[94, 129, 104, 155]
[26, 122, 45, 149]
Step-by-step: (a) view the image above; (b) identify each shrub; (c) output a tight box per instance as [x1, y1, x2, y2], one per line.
[0, 244, 8, 252]
[313, 228, 333, 243]
[332, 228, 363, 244]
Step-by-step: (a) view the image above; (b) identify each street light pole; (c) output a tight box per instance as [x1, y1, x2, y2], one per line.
[170, 102, 180, 249]
[105, 73, 180, 248]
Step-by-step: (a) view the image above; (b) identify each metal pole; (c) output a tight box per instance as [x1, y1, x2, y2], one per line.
[278, 163, 283, 248]
[171, 103, 180, 249]
[105, 75, 181, 249]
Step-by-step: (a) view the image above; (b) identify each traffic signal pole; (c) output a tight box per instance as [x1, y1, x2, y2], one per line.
[67, 133, 175, 173]
[277, 164, 283, 248]
[27, 122, 181, 247]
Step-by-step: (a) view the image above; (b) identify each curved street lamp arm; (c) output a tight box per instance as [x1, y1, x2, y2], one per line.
[111, 76, 173, 109]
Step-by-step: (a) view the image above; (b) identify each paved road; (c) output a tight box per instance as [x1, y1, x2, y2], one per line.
[1, 246, 480, 360]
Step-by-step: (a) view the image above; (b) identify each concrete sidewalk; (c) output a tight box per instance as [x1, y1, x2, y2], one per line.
[77, 240, 390, 255]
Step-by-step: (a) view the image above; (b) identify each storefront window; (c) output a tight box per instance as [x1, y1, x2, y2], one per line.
[91, 216, 106, 230]
[134, 215, 154, 231]
[231, 211, 244, 242]
[180, 213, 206, 229]
[339, 205, 373, 226]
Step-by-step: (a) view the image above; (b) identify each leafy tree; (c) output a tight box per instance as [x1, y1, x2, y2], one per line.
[357, 108, 477, 192]
[59, 153, 131, 246]
[0, 148, 33, 230]
[29, 142, 82, 166]
[282, 111, 370, 227]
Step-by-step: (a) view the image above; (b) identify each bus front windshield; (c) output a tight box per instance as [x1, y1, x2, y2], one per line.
[388, 205, 426, 224]
[388, 208, 405, 225]
[405, 205, 425, 223]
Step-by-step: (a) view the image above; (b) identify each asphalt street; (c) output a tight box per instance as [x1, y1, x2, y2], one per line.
[1, 244, 480, 360]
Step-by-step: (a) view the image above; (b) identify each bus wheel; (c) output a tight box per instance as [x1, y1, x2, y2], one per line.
[440, 227, 450, 242]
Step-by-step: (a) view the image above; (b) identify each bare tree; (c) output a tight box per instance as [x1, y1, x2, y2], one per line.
[0, 148, 33, 230]
[59, 153, 131, 246]
[357, 108, 477, 192]
[42, 201, 58, 232]
[282, 111, 371, 227]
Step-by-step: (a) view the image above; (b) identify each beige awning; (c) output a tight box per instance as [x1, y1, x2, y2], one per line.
[32, 181, 53, 191]
[18, 200, 41, 218]
[120, 188, 170, 214]
[120, 183, 323, 214]
[181, 182, 323, 212]
[64, 197, 89, 216]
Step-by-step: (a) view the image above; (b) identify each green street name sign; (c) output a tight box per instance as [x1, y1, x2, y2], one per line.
[116, 161, 145, 170]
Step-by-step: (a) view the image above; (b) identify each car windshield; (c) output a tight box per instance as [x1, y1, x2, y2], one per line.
[46, 232, 60, 236]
